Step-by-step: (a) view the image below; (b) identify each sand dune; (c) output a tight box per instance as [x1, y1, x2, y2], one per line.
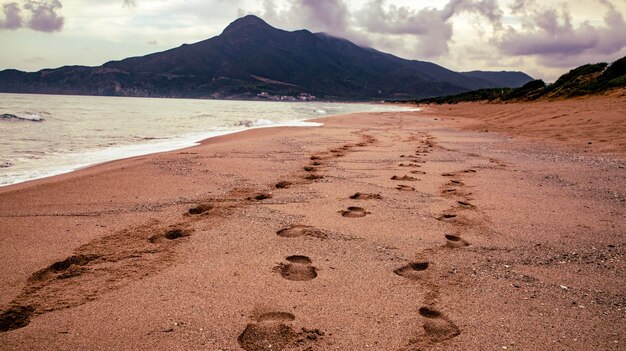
[426, 88, 626, 155]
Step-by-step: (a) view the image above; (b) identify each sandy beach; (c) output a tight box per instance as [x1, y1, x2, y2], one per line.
[0, 95, 624, 350]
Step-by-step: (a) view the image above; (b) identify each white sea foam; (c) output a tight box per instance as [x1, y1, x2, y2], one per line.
[0, 112, 46, 122]
[0, 94, 418, 187]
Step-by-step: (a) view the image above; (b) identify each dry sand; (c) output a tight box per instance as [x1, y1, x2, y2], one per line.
[0, 95, 624, 350]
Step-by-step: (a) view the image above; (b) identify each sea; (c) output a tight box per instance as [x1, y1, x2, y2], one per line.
[0, 93, 416, 187]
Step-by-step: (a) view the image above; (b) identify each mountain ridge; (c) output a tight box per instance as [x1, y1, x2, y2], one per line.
[0, 15, 533, 101]
[415, 56, 626, 104]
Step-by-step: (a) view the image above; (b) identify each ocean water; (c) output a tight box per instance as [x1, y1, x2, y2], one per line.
[0, 93, 416, 187]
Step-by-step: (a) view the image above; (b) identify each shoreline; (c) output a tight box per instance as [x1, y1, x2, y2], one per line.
[0, 103, 624, 349]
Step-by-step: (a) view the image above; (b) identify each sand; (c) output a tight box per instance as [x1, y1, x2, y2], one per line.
[0, 95, 624, 350]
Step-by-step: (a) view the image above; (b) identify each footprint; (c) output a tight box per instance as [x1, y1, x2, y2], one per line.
[329, 149, 346, 157]
[0, 305, 35, 332]
[457, 200, 475, 208]
[444, 234, 470, 248]
[30, 254, 101, 282]
[463, 169, 477, 173]
[188, 204, 212, 215]
[437, 214, 457, 222]
[441, 173, 456, 177]
[391, 175, 419, 181]
[419, 307, 461, 342]
[275, 181, 292, 189]
[340, 207, 368, 218]
[148, 228, 192, 243]
[248, 193, 273, 201]
[304, 174, 324, 180]
[238, 312, 296, 351]
[275, 255, 318, 281]
[399, 163, 421, 167]
[303, 166, 316, 172]
[276, 225, 327, 239]
[311, 161, 322, 166]
[410, 170, 426, 175]
[349, 192, 382, 200]
[238, 312, 323, 351]
[396, 185, 415, 192]
[310, 155, 322, 160]
[394, 262, 429, 280]
[450, 179, 463, 185]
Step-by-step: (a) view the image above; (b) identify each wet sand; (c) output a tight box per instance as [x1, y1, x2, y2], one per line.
[0, 97, 624, 350]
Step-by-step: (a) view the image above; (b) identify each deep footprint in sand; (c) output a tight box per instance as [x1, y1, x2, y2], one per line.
[399, 163, 421, 167]
[457, 200, 475, 208]
[437, 214, 457, 222]
[340, 206, 368, 218]
[238, 312, 323, 351]
[276, 225, 327, 239]
[304, 174, 324, 180]
[275, 255, 318, 281]
[349, 192, 382, 200]
[391, 175, 419, 181]
[0, 305, 36, 332]
[29, 254, 101, 282]
[396, 185, 415, 192]
[148, 228, 192, 243]
[188, 204, 213, 215]
[418, 307, 461, 342]
[249, 193, 273, 201]
[445, 234, 470, 248]
[394, 262, 429, 280]
[275, 181, 292, 189]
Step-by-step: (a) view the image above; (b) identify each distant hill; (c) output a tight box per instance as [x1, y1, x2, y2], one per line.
[0, 15, 533, 101]
[416, 57, 626, 104]
[460, 71, 532, 88]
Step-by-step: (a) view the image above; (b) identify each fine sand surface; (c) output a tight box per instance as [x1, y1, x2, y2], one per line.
[0, 98, 624, 350]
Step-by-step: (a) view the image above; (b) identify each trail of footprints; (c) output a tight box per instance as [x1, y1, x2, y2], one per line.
[1, 128, 489, 350]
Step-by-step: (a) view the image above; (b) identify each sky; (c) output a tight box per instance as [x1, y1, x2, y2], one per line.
[1, 0, 625, 82]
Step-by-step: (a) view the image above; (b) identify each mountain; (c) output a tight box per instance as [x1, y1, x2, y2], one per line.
[0, 15, 533, 101]
[416, 56, 626, 104]
[460, 71, 533, 88]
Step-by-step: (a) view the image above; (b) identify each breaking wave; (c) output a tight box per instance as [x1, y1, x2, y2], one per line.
[0, 112, 47, 122]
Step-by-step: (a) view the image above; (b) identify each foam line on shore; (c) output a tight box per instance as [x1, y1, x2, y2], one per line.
[0, 119, 324, 188]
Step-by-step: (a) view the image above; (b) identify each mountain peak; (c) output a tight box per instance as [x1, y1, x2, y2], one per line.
[222, 15, 272, 34]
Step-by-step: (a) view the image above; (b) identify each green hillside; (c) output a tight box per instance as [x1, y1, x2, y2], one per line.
[414, 56, 626, 104]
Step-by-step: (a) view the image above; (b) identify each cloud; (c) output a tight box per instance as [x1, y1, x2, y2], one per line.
[259, 0, 349, 35]
[25, 0, 64, 32]
[496, 0, 626, 67]
[0, 2, 22, 29]
[256, 0, 505, 58]
[122, 0, 135, 7]
[0, 0, 64, 31]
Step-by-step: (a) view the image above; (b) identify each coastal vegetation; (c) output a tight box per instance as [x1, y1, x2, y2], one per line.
[413, 56, 626, 104]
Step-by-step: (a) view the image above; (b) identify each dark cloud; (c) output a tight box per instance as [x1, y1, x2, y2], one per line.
[0, 0, 64, 32]
[0, 2, 22, 29]
[355, 0, 503, 57]
[257, 0, 504, 58]
[260, 0, 349, 35]
[497, 0, 626, 66]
